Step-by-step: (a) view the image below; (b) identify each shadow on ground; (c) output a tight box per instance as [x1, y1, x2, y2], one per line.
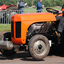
[49, 45, 64, 57]
[0, 51, 45, 61]
[0, 46, 64, 61]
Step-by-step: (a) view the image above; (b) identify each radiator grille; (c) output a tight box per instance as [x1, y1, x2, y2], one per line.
[11, 22, 14, 38]
[16, 22, 21, 38]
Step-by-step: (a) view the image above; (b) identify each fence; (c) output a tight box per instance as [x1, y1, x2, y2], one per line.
[0, 10, 44, 24]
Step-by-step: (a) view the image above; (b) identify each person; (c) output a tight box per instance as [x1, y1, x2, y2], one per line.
[56, 10, 64, 44]
[56, 11, 64, 33]
[17, 0, 27, 14]
[37, 0, 44, 13]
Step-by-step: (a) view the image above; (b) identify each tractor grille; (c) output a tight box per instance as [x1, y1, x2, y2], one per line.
[38, 22, 51, 33]
[16, 22, 21, 38]
[11, 22, 14, 38]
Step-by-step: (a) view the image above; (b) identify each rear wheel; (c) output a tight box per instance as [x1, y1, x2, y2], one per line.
[0, 32, 16, 56]
[28, 34, 50, 60]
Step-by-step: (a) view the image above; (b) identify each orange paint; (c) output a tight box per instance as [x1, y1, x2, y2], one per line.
[11, 12, 57, 44]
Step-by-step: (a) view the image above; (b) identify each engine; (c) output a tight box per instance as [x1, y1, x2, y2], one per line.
[27, 22, 58, 44]
[27, 23, 42, 37]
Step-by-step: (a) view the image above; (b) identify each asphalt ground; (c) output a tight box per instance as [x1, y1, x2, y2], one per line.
[0, 51, 64, 64]
[0, 32, 64, 64]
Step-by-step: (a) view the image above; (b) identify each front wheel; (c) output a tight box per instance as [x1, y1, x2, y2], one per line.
[28, 34, 50, 60]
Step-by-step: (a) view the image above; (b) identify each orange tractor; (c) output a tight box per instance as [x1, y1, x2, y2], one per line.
[0, 5, 64, 60]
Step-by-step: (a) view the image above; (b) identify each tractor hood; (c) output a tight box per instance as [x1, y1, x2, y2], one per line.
[11, 12, 56, 23]
[11, 12, 57, 44]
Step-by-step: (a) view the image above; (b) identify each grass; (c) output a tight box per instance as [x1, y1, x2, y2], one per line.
[25, 6, 62, 12]
[0, 6, 62, 31]
[0, 24, 11, 31]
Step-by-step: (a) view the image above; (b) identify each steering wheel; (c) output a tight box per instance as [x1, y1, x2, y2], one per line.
[46, 8, 59, 14]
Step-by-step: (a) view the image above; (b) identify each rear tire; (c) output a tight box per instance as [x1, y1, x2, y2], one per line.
[28, 34, 50, 60]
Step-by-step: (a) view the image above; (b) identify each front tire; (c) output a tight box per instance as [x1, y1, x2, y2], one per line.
[28, 34, 50, 60]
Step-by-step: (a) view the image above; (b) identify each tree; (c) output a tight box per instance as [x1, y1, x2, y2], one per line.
[0, 0, 63, 7]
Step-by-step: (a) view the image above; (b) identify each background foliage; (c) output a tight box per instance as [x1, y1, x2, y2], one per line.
[0, 0, 64, 7]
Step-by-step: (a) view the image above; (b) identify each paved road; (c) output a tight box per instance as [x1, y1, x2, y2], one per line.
[0, 32, 64, 64]
[0, 51, 64, 64]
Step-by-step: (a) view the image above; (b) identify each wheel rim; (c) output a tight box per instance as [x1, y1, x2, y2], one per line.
[33, 40, 47, 56]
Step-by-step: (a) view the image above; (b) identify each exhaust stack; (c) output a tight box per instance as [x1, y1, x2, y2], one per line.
[0, 41, 13, 50]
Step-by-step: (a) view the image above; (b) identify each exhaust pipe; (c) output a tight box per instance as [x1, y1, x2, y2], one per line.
[0, 41, 13, 50]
